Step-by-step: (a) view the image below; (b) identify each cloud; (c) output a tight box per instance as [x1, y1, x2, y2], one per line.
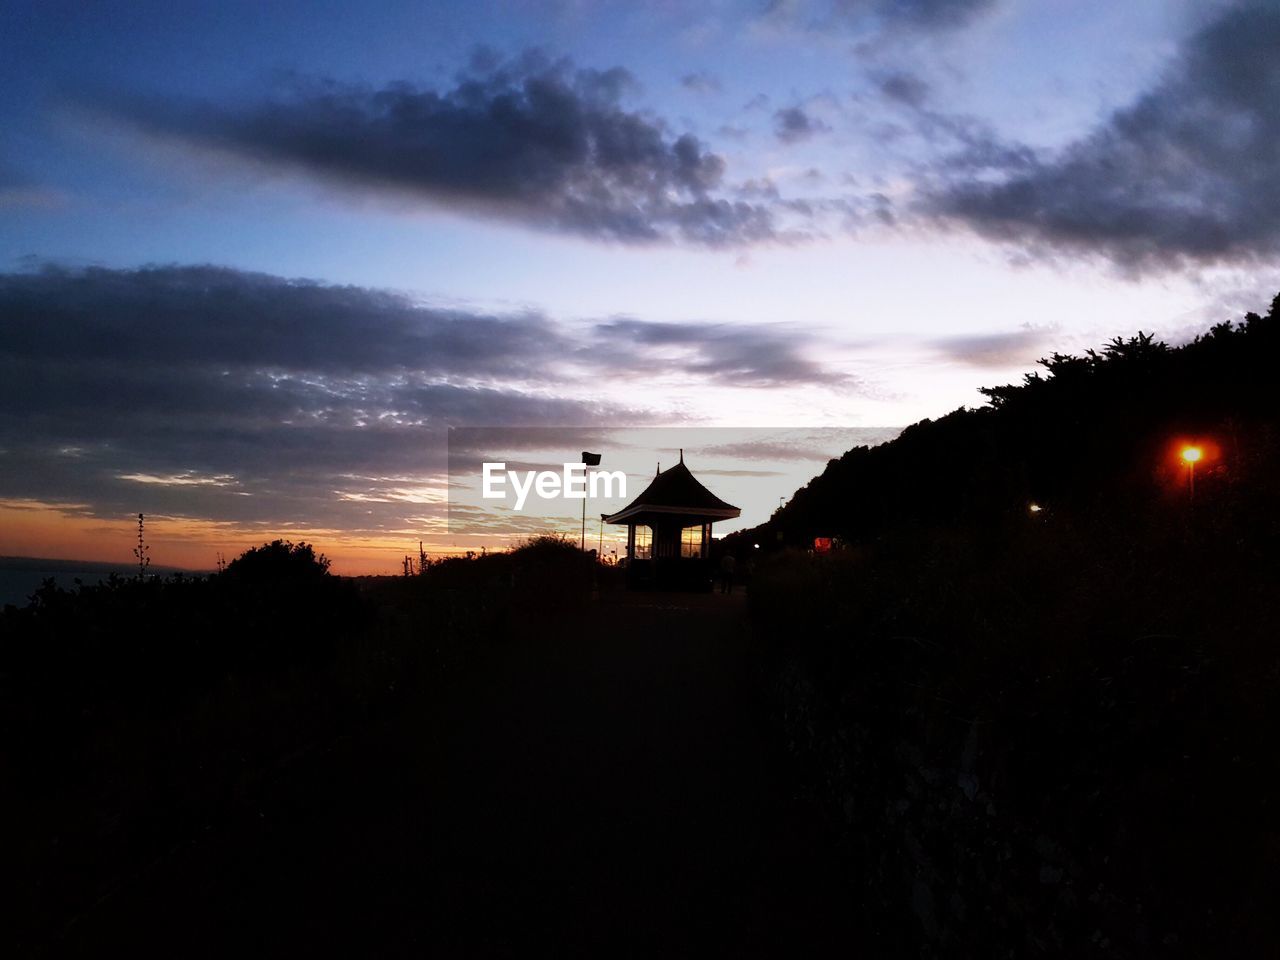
[680, 71, 723, 94]
[0, 159, 67, 210]
[694, 468, 789, 478]
[0, 264, 616, 534]
[0, 264, 853, 532]
[764, 0, 999, 34]
[925, 3, 1280, 270]
[864, 67, 1036, 174]
[3, 265, 565, 381]
[859, 0, 997, 30]
[101, 52, 782, 248]
[702, 428, 902, 461]
[874, 70, 931, 108]
[773, 106, 831, 144]
[928, 326, 1056, 368]
[590, 317, 854, 387]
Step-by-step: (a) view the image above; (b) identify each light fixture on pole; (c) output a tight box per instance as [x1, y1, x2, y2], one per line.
[581, 451, 601, 550]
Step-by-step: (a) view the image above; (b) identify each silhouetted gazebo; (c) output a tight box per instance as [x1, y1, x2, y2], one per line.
[604, 451, 740, 590]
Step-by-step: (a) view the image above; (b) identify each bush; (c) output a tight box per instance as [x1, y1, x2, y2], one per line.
[752, 496, 1280, 955]
[744, 299, 1280, 955]
[222, 538, 330, 582]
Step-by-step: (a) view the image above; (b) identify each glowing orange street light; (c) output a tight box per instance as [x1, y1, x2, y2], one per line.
[1181, 445, 1203, 500]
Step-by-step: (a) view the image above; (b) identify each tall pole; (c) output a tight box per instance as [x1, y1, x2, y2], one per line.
[580, 452, 601, 551]
[1181, 446, 1202, 503]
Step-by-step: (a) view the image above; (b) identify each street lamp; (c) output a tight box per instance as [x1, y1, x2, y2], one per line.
[581, 451, 602, 551]
[1181, 445, 1202, 500]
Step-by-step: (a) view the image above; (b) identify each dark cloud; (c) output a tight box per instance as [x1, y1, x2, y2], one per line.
[0, 265, 852, 531]
[773, 106, 830, 144]
[736, 177, 783, 201]
[928, 327, 1055, 368]
[102, 53, 780, 247]
[680, 71, 723, 95]
[0, 264, 615, 533]
[856, 0, 997, 30]
[2, 264, 562, 380]
[926, 3, 1280, 269]
[591, 318, 853, 388]
[765, 0, 998, 33]
[866, 69, 1036, 175]
[875, 70, 931, 108]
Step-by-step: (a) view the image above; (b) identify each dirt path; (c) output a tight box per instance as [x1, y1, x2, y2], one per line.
[55, 590, 865, 956]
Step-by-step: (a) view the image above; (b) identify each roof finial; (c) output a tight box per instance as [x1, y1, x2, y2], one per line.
[656, 461, 661, 475]
[679, 447, 684, 463]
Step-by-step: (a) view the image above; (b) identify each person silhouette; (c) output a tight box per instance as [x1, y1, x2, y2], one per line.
[718, 553, 737, 594]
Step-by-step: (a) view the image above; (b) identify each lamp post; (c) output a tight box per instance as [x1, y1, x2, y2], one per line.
[581, 451, 601, 551]
[1181, 445, 1202, 501]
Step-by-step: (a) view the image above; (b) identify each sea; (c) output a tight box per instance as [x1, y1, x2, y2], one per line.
[0, 557, 205, 608]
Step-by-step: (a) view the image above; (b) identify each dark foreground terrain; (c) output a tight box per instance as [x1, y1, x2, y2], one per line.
[10, 304, 1280, 957]
[5, 567, 883, 957]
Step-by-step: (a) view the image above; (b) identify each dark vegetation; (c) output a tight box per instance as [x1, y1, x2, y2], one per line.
[735, 296, 1280, 955]
[0, 535, 601, 954]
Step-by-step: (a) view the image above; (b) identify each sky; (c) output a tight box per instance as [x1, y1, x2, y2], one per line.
[2, 0, 1279, 572]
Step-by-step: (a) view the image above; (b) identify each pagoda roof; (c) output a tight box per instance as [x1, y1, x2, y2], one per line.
[603, 456, 740, 525]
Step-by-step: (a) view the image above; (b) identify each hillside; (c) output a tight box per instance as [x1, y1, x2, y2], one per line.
[728, 294, 1280, 551]
[741, 294, 1280, 955]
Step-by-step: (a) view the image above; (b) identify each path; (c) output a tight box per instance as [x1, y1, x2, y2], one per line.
[53, 590, 867, 956]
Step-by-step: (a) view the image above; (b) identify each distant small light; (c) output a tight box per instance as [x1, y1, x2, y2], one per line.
[1028, 502, 1043, 514]
[753, 543, 760, 549]
[1181, 446, 1203, 464]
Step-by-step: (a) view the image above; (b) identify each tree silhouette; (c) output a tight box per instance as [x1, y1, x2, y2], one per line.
[222, 539, 330, 583]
